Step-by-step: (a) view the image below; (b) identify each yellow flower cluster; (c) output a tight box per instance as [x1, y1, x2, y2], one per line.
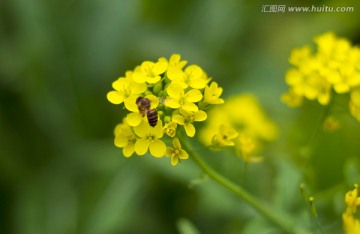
[282, 32, 360, 122]
[343, 184, 360, 234]
[107, 54, 224, 166]
[199, 94, 277, 163]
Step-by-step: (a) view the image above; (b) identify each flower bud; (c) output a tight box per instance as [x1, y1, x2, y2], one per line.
[153, 82, 163, 95]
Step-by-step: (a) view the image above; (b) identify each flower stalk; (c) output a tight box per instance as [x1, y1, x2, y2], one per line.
[180, 138, 308, 234]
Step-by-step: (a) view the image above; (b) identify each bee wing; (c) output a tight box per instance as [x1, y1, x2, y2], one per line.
[144, 94, 159, 109]
[163, 97, 178, 108]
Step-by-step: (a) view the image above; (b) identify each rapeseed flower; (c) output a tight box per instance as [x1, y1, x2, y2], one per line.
[133, 59, 168, 84]
[107, 71, 147, 108]
[165, 83, 203, 112]
[166, 138, 189, 166]
[167, 64, 208, 89]
[172, 109, 207, 137]
[343, 184, 360, 234]
[211, 125, 238, 147]
[282, 32, 360, 123]
[199, 94, 277, 163]
[107, 54, 223, 165]
[133, 120, 166, 157]
[203, 82, 224, 105]
[163, 122, 177, 137]
[114, 120, 137, 157]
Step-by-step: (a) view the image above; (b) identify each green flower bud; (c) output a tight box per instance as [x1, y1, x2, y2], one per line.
[164, 116, 172, 123]
[153, 82, 163, 95]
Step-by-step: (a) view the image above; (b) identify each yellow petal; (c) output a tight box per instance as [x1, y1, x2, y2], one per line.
[141, 61, 155, 73]
[181, 102, 198, 112]
[134, 139, 149, 155]
[132, 71, 146, 83]
[112, 78, 126, 90]
[167, 83, 183, 99]
[185, 89, 203, 102]
[133, 120, 150, 137]
[220, 125, 238, 138]
[151, 120, 164, 138]
[114, 134, 128, 147]
[164, 98, 181, 109]
[194, 110, 207, 121]
[171, 156, 179, 166]
[124, 96, 139, 112]
[166, 147, 174, 157]
[189, 78, 207, 89]
[107, 91, 124, 104]
[185, 65, 203, 79]
[126, 113, 143, 127]
[123, 144, 135, 157]
[170, 54, 181, 63]
[167, 68, 184, 80]
[131, 82, 147, 94]
[184, 123, 195, 137]
[172, 115, 185, 125]
[153, 60, 168, 75]
[334, 83, 350, 93]
[178, 149, 189, 159]
[173, 138, 181, 150]
[149, 140, 166, 157]
[146, 75, 161, 84]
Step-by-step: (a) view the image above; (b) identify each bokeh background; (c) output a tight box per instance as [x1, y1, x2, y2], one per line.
[1, 0, 360, 233]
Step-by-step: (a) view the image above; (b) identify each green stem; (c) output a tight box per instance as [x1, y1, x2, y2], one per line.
[180, 139, 307, 234]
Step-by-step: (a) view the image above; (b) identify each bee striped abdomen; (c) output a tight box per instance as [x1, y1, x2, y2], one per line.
[147, 109, 158, 127]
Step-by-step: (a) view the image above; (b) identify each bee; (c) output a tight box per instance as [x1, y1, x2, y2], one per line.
[136, 97, 158, 127]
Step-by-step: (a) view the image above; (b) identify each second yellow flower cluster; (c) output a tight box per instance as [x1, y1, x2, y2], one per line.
[282, 32, 360, 122]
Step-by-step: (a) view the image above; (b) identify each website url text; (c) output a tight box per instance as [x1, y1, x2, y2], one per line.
[261, 5, 354, 13]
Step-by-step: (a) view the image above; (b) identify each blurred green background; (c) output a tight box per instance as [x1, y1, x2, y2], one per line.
[1, 0, 360, 233]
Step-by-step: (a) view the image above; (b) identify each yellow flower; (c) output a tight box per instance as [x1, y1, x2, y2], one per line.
[108, 54, 224, 165]
[343, 184, 360, 234]
[283, 31, 360, 110]
[133, 120, 166, 157]
[173, 109, 207, 137]
[203, 82, 224, 105]
[288, 46, 312, 66]
[114, 121, 137, 157]
[166, 138, 189, 166]
[167, 65, 208, 89]
[165, 83, 203, 112]
[166, 54, 187, 70]
[345, 184, 360, 213]
[211, 125, 238, 147]
[107, 71, 147, 108]
[315, 32, 360, 93]
[163, 121, 177, 137]
[238, 135, 263, 163]
[285, 67, 331, 105]
[133, 59, 168, 84]
[199, 94, 277, 162]
[343, 212, 360, 234]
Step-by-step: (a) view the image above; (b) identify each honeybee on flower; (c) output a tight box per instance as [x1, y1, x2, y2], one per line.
[107, 54, 224, 166]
